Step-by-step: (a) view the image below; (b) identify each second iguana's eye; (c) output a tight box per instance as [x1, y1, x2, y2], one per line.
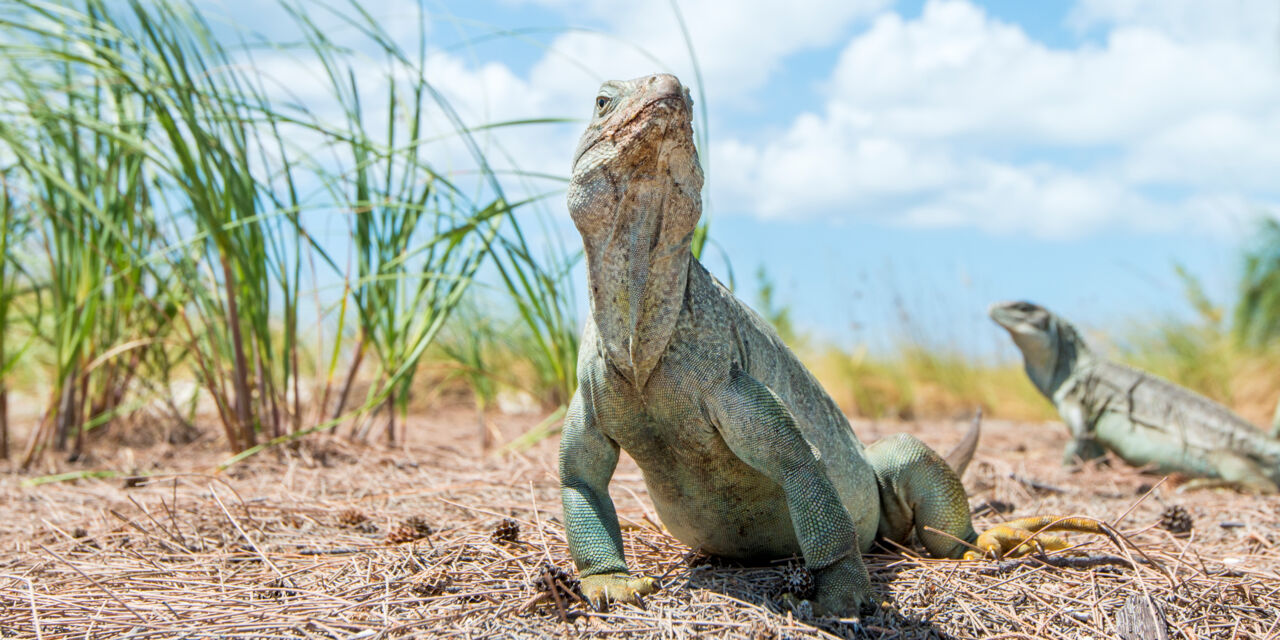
[596, 96, 610, 111]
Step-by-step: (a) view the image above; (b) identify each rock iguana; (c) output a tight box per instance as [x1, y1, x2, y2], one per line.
[558, 73, 1103, 618]
[990, 301, 1280, 493]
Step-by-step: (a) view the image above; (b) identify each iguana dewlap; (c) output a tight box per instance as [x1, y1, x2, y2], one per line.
[991, 301, 1280, 493]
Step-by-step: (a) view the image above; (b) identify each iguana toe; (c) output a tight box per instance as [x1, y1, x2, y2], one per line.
[966, 516, 1107, 560]
[579, 573, 659, 609]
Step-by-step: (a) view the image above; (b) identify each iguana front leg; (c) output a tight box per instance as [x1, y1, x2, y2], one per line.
[706, 369, 871, 616]
[559, 389, 657, 608]
[1058, 399, 1106, 465]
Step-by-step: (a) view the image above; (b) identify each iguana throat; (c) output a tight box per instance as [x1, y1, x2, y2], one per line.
[567, 74, 703, 389]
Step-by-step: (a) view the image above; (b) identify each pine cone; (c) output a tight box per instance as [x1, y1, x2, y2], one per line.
[683, 548, 713, 568]
[410, 569, 452, 597]
[776, 561, 816, 601]
[337, 508, 367, 526]
[491, 518, 521, 544]
[1159, 505, 1193, 537]
[386, 516, 433, 544]
[531, 561, 581, 599]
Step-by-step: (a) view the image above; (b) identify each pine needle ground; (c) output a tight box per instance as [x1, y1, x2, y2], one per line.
[1, 411, 1277, 639]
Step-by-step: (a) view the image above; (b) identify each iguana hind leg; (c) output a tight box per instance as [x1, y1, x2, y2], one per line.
[1181, 450, 1279, 494]
[864, 434, 978, 559]
[864, 435, 1111, 561]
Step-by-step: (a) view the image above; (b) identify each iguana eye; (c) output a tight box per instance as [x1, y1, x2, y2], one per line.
[596, 95, 610, 111]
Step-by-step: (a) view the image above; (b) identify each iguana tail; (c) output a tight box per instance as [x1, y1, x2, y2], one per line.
[943, 409, 982, 477]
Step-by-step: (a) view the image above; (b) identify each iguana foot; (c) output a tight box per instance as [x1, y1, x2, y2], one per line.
[809, 557, 875, 618]
[579, 573, 659, 609]
[965, 516, 1108, 560]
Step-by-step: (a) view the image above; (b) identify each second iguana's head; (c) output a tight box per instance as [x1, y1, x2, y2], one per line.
[989, 301, 1089, 397]
[567, 74, 704, 388]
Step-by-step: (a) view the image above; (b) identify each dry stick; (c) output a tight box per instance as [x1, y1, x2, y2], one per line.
[1, 574, 44, 640]
[126, 496, 189, 552]
[331, 335, 366, 430]
[208, 486, 289, 583]
[1111, 476, 1168, 530]
[19, 405, 52, 469]
[35, 544, 147, 624]
[220, 256, 255, 453]
[0, 375, 8, 461]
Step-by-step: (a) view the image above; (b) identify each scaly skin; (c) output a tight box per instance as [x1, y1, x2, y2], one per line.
[560, 74, 1100, 617]
[990, 301, 1280, 493]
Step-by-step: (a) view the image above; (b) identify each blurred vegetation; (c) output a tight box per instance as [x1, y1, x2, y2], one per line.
[804, 338, 1055, 423]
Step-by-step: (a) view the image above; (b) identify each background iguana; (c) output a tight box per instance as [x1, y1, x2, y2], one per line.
[558, 73, 1102, 618]
[990, 301, 1280, 493]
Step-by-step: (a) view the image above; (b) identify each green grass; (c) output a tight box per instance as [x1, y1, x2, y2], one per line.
[0, 0, 559, 465]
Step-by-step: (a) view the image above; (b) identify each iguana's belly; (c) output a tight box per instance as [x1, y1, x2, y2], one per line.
[608, 405, 801, 560]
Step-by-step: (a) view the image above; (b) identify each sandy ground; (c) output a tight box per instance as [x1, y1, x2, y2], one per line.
[0, 406, 1277, 639]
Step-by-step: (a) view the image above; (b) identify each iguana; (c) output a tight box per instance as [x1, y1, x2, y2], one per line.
[990, 301, 1280, 493]
[558, 73, 1104, 618]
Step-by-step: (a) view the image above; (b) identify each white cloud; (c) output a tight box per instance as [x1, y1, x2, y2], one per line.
[509, 0, 891, 95]
[1068, 0, 1280, 49]
[713, 0, 1280, 238]
[227, 0, 1280, 240]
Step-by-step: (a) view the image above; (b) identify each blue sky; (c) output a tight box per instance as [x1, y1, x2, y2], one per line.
[222, 0, 1280, 358]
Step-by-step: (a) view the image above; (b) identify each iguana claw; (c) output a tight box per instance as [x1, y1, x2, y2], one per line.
[965, 516, 1108, 560]
[579, 573, 659, 609]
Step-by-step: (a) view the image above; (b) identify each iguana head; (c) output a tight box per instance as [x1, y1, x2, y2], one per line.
[568, 74, 703, 388]
[989, 301, 1090, 397]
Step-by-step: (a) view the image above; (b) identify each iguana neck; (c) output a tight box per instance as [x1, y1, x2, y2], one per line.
[1020, 318, 1091, 398]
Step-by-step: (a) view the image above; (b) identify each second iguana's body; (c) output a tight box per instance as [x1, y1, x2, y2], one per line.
[991, 301, 1280, 493]
[558, 74, 1095, 618]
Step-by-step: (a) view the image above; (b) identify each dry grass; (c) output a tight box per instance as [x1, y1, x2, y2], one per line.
[1, 412, 1278, 639]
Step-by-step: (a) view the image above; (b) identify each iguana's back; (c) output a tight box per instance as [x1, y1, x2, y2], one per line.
[1070, 359, 1280, 461]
